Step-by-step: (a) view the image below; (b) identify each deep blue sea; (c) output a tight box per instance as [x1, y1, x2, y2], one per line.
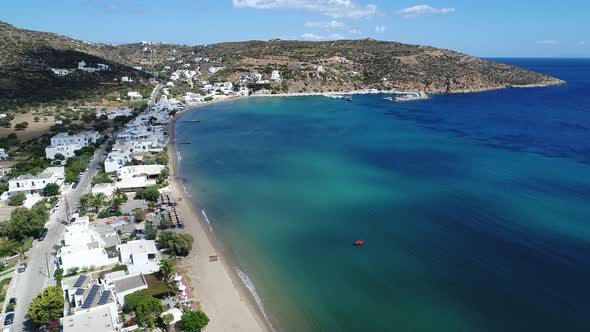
[175, 59, 590, 331]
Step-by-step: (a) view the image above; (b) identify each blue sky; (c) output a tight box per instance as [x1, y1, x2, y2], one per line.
[1, 0, 588, 57]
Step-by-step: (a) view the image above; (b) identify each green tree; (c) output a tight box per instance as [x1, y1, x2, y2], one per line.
[91, 172, 113, 186]
[113, 188, 128, 202]
[27, 286, 64, 326]
[133, 208, 146, 222]
[145, 223, 157, 240]
[162, 313, 174, 327]
[180, 310, 210, 332]
[64, 169, 79, 184]
[7, 193, 26, 206]
[54, 153, 65, 161]
[159, 231, 194, 256]
[79, 193, 93, 212]
[0, 183, 8, 195]
[42, 183, 60, 197]
[92, 193, 107, 212]
[124, 289, 152, 313]
[135, 297, 164, 327]
[135, 186, 160, 202]
[15, 122, 29, 130]
[159, 258, 176, 281]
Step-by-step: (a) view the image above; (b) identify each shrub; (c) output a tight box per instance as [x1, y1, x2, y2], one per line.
[180, 310, 210, 332]
[7, 193, 26, 206]
[159, 231, 194, 256]
[134, 186, 160, 202]
[42, 183, 60, 197]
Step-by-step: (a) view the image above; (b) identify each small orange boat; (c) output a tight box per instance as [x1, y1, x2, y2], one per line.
[353, 239, 365, 246]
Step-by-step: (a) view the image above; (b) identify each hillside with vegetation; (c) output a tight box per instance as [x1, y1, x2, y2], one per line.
[1, 20, 564, 103]
[0, 21, 152, 108]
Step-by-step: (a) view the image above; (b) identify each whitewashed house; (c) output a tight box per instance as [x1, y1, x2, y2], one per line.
[46, 131, 99, 160]
[1, 166, 65, 201]
[61, 274, 119, 332]
[0, 148, 8, 160]
[45, 143, 82, 160]
[102, 271, 148, 307]
[50, 131, 100, 147]
[208, 66, 225, 74]
[96, 108, 133, 120]
[58, 218, 119, 271]
[270, 70, 281, 81]
[120, 76, 133, 83]
[117, 165, 165, 180]
[117, 240, 160, 274]
[127, 91, 143, 99]
[104, 151, 132, 173]
[51, 68, 73, 76]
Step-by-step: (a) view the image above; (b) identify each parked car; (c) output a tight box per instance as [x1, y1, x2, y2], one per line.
[17, 263, 26, 273]
[5, 298, 16, 313]
[3, 313, 13, 326]
[38, 228, 48, 241]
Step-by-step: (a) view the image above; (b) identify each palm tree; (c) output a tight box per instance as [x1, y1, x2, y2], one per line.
[113, 188, 127, 202]
[159, 258, 176, 281]
[92, 193, 107, 212]
[79, 193, 93, 212]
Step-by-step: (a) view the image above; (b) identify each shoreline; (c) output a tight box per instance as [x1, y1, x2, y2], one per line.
[164, 79, 565, 331]
[167, 105, 273, 332]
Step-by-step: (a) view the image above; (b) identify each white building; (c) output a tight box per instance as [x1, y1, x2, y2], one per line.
[117, 165, 165, 180]
[0, 148, 8, 160]
[58, 218, 119, 271]
[127, 91, 143, 99]
[120, 76, 133, 83]
[1, 166, 64, 200]
[45, 143, 82, 160]
[208, 66, 225, 74]
[46, 131, 99, 160]
[62, 304, 119, 332]
[117, 240, 160, 274]
[102, 271, 148, 307]
[96, 108, 133, 120]
[50, 131, 100, 147]
[104, 151, 132, 173]
[62, 274, 119, 332]
[78, 61, 110, 73]
[270, 70, 281, 81]
[51, 68, 73, 76]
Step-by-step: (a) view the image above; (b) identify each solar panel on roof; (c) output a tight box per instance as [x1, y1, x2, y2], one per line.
[81, 285, 100, 309]
[97, 291, 111, 305]
[75, 288, 85, 295]
[73, 275, 87, 288]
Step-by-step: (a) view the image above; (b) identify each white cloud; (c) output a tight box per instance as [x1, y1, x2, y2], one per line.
[233, 0, 377, 19]
[304, 20, 361, 34]
[304, 20, 347, 29]
[536, 40, 559, 45]
[375, 25, 386, 33]
[397, 4, 455, 18]
[301, 32, 344, 40]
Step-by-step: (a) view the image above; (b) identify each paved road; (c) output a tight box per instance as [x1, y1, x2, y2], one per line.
[6, 144, 107, 331]
[4, 83, 161, 331]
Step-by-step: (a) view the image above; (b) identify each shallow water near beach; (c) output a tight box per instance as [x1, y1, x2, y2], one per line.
[175, 59, 590, 331]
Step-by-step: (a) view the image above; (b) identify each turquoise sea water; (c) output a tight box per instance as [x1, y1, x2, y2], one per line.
[175, 59, 590, 331]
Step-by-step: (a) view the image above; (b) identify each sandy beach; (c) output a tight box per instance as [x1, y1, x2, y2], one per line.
[167, 100, 272, 332]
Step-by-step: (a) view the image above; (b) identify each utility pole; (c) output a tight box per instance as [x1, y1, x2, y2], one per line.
[64, 195, 71, 220]
[45, 252, 50, 279]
